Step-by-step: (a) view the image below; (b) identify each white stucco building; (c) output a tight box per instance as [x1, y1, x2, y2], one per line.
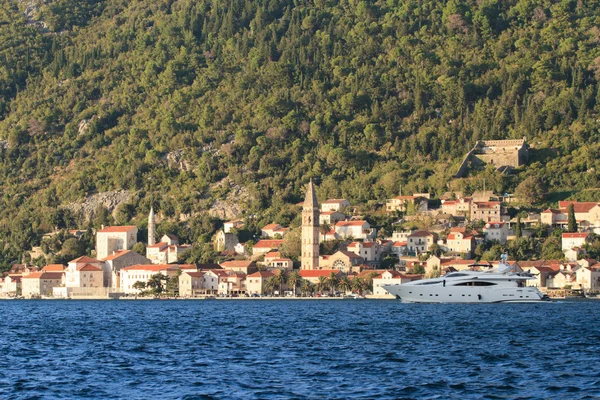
[96, 226, 138, 261]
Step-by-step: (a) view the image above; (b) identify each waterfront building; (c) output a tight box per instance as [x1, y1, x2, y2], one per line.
[372, 270, 422, 296]
[21, 272, 63, 298]
[101, 250, 151, 291]
[246, 271, 275, 295]
[120, 264, 180, 294]
[179, 271, 205, 297]
[219, 260, 257, 275]
[301, 179, 320, 270]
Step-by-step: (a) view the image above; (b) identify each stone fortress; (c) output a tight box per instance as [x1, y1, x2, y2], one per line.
[456, 137, 528, 177]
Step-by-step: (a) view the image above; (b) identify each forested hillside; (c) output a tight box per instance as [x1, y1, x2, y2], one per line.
[1, 0, 600, 266]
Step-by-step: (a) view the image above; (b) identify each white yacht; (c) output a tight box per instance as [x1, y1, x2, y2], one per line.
[382, 260, 548, 303]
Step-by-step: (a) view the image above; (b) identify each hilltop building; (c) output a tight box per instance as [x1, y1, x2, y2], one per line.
[96, 226, 138, 260]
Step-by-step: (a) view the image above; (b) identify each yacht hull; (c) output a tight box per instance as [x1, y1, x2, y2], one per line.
[382, 284, 546, 303]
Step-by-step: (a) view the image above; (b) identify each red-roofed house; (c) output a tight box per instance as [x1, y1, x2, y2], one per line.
[575, 266, 600, 292]
[2, 275, 22, 296]
[446, 231, 475, 258]
[321, 199, 351, 212]
[542, 202, 600, 228]
[319, 211, 346, 226]
[252, 239, 285, 256]
[441, 197, 471, 217]
[218, 273, 247, 296]
[22, 272, 63, 298]
[471, 202, 502, 222]
[334, 220, 375, 240]
[247, 271, 275, 295]
[263, 252, 293, 270]
[96, 225, 138, 261]
[67, 256, 106, 287]
[562, 232, 592, 252]
[407, 231, 435, 253]
[261, 224, 289, 238]
[391, 241, 407, 257]
[372, 270, 423, 296]
[146, 241, 191, 265]
[386, 195, 428, 214]
[483, 222, 509, 244]
[219, 260, 258, 275]
[42, 264, 65, 272]
[347, 241, 382, 263]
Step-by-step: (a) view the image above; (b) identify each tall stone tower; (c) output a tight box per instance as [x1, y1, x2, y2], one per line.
[148, 206, 156, 246]
[301, 179, 320, 270]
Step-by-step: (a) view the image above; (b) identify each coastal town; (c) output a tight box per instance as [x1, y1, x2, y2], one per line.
[2, 139, 600, 300]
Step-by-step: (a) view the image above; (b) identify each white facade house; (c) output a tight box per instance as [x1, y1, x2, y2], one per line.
[21, 272, 63, 298]
[562, 232, 592, 252]
[334, 220, 375, 240]
[372, 270, 420, 296]
[484, 222, 509, 244]
[407, 231, 435, 253]
[321, 199, 351, 212]
[319, 211, 346, 226]
[119, 264, 180, 294]
[146, 242, 191, 264]
[261, 224, 289, 238]
[346, 241, 382, 263]
[96, 226, 138, 261]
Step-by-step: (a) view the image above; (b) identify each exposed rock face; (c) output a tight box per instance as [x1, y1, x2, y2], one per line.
[208, 179, 251, 220]
[67, 190, 133, 220]
[78, 119, 92, 135]
[164, 150, 191, 172]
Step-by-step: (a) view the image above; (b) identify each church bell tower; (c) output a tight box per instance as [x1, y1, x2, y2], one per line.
[301, 179, 320, 270]
[148, 206, 156, 246]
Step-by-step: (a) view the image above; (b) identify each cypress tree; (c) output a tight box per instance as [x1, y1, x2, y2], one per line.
[515, 215, 522, 239]
[567, 203, 577, 233]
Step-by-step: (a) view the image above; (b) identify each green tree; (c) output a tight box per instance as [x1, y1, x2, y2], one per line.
[328, 271, 339, 294]
[287, 270, 301, 297]
[567, 204, 577, 233]
[132, 242, 146, 255]
[515, 215, 522, 239]
[147, 273, 167, 296]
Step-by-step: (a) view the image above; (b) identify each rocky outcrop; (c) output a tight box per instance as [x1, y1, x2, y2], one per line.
[67, 190, 133, 220]
[164, 150, 191, 172]
[208, 179, 251, 220]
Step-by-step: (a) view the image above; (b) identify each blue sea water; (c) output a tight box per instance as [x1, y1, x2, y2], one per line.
[0, 300, 599, 399]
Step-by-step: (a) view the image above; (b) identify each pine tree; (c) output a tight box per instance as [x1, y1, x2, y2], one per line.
[567, 204, 577, 233]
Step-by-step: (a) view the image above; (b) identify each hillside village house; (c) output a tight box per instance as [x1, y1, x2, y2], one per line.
[146, 234, 191, 264]
[440, 197, 472, 217]
[252, 239, 284, 256]
[386, 195, 428, 213]
[263, 252, 293, 269]
[562, 232, 592, 252]
[219, 260, 258, 275]
[319, 211, 346, 225]
[347, 241, 382, 264]
[2, 275, 22, 296]
[471, 202, 503, 222]
[575, 264, 600, 292]
[321, 199, 350, 212]
[334, 220, 375, 240]
[120, 264, 180, 294]
[261, 224, 289, 238]
[201, 269, 229, 293]
[484, 222, 509, 244]
[21, 272, 63, 298]
[214, 229, 239, 252]
[246, 271, 275, 295]
[391, 241, 407, 257]
[407, 231, 435, 253]
[542, 201, 600, 229]
[96, 226, 138, 261]
[223, 219, 245, 233]
[446, 229, 475, 258]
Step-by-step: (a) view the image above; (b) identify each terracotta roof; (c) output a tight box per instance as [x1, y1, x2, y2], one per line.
[101, 250, 131, 261]
[299, 269, 341, 278]
[392, 241, 407, 247]
[121, 264, 178, 272]
[22, 272, 63, 280]
[562, 233, 590, 239]
[265, 251, 282, 258]
[253, 240, 284, 249]
[374, 270, 406, 279]
[147, 242, 168, 249]
[558, 201, 600, 213]
[337, 250, 364, 259]
[98, 226, 137, 233]
[178, 264, 197, 270]
[271, 258, 292, 262]
[262, 224, 282, 230]
[542, 208, 561, 214]
[220, 260, 255, 268]
[394, 195, 415, 200]
[248, 271, 275, 278]
[70, 256, 101, 264]
[336, 220, 367, 227]
[77, 264, 103, 272]
[42, 264, 65, 272]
